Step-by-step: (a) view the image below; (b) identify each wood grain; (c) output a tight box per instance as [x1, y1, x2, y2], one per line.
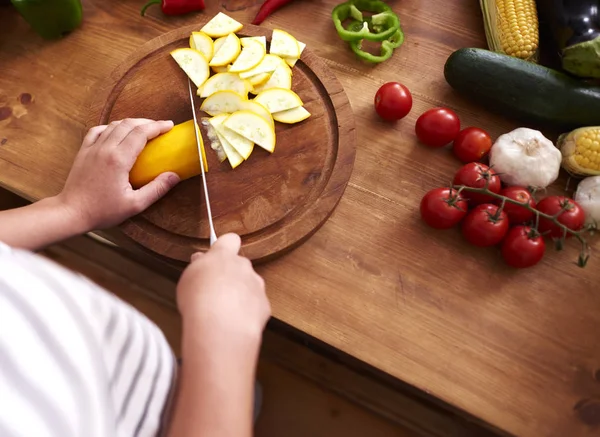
[1, 1, 600, 436]
[87, 23, 356, 263]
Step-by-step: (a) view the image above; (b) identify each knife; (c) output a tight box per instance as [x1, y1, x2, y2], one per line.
[187, 78, 217, 246]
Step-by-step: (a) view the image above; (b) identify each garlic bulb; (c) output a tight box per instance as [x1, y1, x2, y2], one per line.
[574, 176, 600, 225]
[489, 127, 561, 189]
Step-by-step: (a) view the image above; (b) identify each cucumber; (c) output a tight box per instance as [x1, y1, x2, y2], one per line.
[444, 48, 600, 129]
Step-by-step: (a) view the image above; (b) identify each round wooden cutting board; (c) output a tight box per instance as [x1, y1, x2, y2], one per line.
[88, 21, 356, 264]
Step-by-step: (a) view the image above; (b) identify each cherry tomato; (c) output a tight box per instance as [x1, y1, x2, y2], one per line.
[501, 226, 546, 268]
[452, 127, 492, 163]
[453, 162, 501, 206]
[374, 82, 413, 121]
[415, 107, 461, 148]
[461, 204, 509, 247]
[536, 196, 586, 239]
[420, 187, 468, 229]
[497, 186, 536, 224]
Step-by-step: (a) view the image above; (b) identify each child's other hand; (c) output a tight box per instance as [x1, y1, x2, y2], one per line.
[177, 233, 271, 344]
[57, 118, 180, 231]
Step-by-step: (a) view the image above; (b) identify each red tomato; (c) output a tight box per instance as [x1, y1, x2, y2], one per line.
[415, 107, 461, 147]
[420, 187, 468, 229]
[498, 186, 536, 224]
[501, 226, 546, 268]
[461, 204, 509, 247]
[536, 196, 586, 239]
[453, 162, 501, 206]
[374, 82, 413, 121]
[452, 127, 492, 163]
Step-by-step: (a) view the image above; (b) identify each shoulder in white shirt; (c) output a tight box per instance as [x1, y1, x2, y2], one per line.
[0, 242, 177, 437]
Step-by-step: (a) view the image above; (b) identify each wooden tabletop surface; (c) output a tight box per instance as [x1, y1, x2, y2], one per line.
[1, 1, 599, 436]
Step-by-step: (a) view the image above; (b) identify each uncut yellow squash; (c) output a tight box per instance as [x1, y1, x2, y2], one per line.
[129, 119, 208, 189]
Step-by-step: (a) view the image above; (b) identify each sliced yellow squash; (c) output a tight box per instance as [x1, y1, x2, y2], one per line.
[241, 36, 267, 50]
[269, 29, 300, 58]
[210, 113, 254, 160]
[212, 65, 230, 74]
[211, 37, 230, 72]
[200, 91, 248, 116]
[241, 100, 274, 128]
[239, 54, 287, 79]
[254, 88, 303, 113]
[198, 72, 249, 98]
[209, 33, 241, 67]
[170, 48, 210, 88]
[213, 36, 227, 53]
[251, 63, 292, 94]
[272, 106, 311, 124]
[224, 110, 276, 153]
[247, 72, 271, 87]
[209, 114, 245, 168]
[200, 12, 243, 38]
[284, 41, 306, 67]
[189, 31, 214, 61]
[201, 117, 228, 163]
[229, 40, 266, 73]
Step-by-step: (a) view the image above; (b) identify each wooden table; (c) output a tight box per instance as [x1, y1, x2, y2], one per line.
[1, 1, 599, 436]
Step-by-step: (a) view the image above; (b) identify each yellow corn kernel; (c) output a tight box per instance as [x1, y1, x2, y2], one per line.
[558, 127, 600, 175]
[480, 0, 539, 62]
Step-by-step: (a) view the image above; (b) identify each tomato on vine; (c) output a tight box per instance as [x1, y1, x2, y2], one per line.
[536, 196, 585, 239]
[498, 186, 536, 224]
[461, 204, 509, 247]
[501, 226, 546, 268]
[420, 187, 468, 229]
[453, 162, 501, 205]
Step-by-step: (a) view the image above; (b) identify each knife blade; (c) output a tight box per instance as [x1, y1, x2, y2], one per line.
[188, 78, 217, 246]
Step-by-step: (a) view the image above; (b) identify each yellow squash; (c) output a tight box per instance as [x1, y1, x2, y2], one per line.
[129, 119, 208, 189]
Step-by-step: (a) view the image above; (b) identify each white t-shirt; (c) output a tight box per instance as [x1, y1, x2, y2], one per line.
[0, 242, 177, 437]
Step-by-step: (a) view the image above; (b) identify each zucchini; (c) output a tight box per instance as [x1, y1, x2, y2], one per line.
[444, 48, 600, 129]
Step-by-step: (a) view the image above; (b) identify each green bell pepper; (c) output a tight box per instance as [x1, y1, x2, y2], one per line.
[349, 27, 404, 63]
[11, 0, 82, 40]
[332, 0, 400, 42]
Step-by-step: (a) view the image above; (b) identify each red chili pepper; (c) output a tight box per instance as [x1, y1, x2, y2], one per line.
[251, 0, 296, 25]
[141, 0, 205, 16]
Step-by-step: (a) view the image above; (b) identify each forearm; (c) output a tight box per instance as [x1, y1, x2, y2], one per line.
[0, 195, 87, 251]
[166, 321, 261, 437]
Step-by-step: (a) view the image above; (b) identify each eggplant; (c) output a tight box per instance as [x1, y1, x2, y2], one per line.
[536, 0, 600, 78]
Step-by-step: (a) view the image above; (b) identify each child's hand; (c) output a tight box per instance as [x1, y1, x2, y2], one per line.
[177, 233, 271, 343]
[57, 118, 180, 231]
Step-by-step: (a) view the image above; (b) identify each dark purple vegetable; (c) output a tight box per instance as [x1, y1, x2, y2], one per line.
[536, 0, 600, 78]
[537, 0, 599, 46]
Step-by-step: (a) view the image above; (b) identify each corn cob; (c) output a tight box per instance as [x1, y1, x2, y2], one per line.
[480, 0, 539, 62]
[558, 126, 600, 177]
